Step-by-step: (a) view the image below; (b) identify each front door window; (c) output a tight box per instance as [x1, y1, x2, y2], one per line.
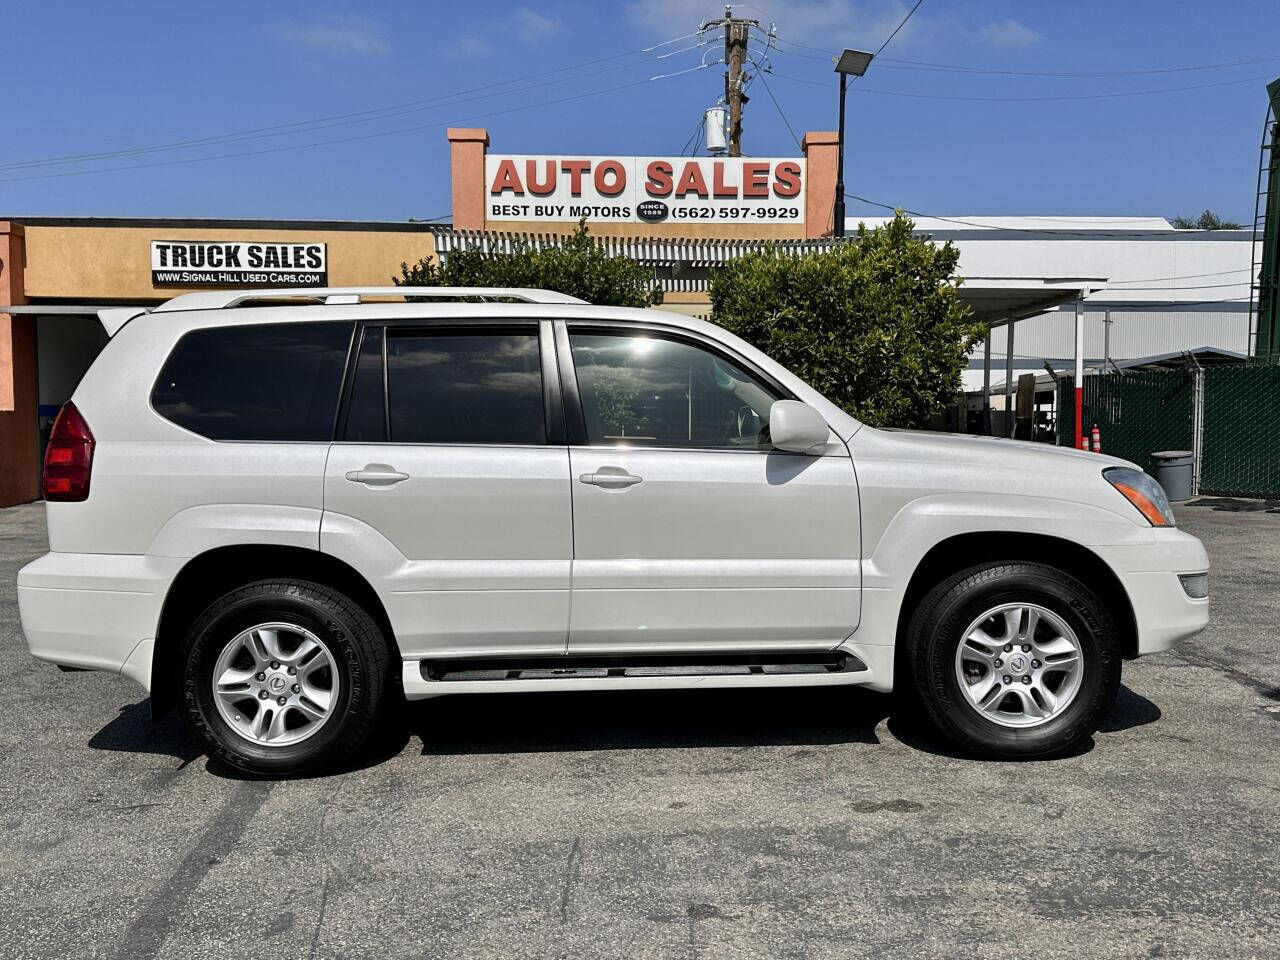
[568, 333, 777, 449]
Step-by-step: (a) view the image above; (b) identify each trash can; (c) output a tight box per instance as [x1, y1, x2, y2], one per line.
[1150, 450, 1194, 502]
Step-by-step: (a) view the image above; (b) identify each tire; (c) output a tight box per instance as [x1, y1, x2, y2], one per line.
[907, 562, 1121, 760]
[181, 579, 391, 776]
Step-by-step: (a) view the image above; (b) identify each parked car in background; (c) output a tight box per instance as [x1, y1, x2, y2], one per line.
[17, 287, 1209, 775]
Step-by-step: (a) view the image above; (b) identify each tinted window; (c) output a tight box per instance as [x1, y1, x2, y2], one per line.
[344, 326, 386, 442]
[569, 332, 779, 448]
[152, 322, 353, 441]
[387, 331, 544, 444]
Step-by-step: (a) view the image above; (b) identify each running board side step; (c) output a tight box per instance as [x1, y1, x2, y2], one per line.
[424, 651, 865, 682]
[400, 649, 891, 700]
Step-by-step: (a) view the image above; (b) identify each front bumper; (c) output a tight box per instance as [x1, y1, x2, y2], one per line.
[1096, 528, 1209, 655]
[16, 552, 182, 691]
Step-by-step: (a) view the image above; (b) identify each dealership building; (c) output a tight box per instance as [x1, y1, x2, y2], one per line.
[0, 126, 1254, 506]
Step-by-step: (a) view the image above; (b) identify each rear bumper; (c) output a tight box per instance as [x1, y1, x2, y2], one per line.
[16, 552, 181, 691]
[1096, 529, 1209, 655]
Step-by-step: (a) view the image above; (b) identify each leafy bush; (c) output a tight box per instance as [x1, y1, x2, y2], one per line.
[710, 214, 982, 428]
[396, 220, 662, 307]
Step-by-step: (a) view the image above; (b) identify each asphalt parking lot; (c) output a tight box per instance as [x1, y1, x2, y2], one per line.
[1, 502, 1277, 959]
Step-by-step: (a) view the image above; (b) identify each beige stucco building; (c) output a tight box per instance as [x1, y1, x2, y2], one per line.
[0, 127, 844, 505]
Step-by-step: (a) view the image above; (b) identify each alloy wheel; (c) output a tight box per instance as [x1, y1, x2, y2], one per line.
[211, 622, 340, 746]
[953, 603, 1084, 729]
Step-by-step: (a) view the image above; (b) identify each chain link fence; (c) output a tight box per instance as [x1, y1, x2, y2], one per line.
[1200, 364, 1280, 497]
[1055, 368, 1194, 469]
[1055, 363, 1280, 499]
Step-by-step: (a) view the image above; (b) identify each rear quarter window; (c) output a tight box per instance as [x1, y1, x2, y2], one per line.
[151, 321, 354, 441]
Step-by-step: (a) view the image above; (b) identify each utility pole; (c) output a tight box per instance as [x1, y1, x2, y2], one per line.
[702, 6, 757, 157]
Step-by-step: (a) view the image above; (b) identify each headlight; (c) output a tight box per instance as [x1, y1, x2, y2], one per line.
[1104, 467, 1176, 527]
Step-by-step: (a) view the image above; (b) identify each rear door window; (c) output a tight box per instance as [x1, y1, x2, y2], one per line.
[152, 321, 353, 441]
[384, 329, 544, 444]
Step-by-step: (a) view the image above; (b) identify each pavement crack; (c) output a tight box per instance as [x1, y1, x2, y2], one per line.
[309, 777, 347, 960]
[557, 835, 581, 924]
[1174, 649, 1280, 702]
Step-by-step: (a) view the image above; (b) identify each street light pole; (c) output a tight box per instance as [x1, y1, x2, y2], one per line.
[835, 73, 847, 238]
[833, 49, 873, 240]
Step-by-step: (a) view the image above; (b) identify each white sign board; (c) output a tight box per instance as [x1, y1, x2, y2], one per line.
[151, 241, 328, 287]
[484, 155, 805, 225]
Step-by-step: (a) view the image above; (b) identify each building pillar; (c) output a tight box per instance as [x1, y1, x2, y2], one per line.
[1004, 319, 1016, 438]
[1074, 292, 1085, 450]
[801, 131, 839, 238]
[0, 221, 39, 506]
[981, 330, 992, 436]
[448, 128, 490, 232]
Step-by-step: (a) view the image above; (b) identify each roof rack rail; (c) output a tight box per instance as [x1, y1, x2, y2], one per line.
[152, 286, 588, 313]
[0, 303, 151, 337]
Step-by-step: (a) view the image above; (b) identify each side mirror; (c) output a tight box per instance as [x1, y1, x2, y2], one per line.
[769, 400, 831, 455]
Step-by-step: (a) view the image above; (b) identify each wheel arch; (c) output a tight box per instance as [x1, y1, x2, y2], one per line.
[894, 531, 1139, 662]
[150, 544, 400, 719]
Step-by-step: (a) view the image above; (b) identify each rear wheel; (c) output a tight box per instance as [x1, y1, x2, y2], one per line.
[907, 562, 1121, 759]
[181, 579, 391, 776]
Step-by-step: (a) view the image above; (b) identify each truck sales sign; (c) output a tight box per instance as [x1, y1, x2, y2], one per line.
[484, 155, 805, 224]
[151, 241, 328, 287]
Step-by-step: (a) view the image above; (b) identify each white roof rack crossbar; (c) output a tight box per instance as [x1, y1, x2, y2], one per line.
[153, 286, 587, 313]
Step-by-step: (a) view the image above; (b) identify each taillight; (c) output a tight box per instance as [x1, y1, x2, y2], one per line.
[42, 402, 95, 502]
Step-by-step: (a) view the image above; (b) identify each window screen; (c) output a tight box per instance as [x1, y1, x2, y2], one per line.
[152, 322, 353, 441]
[569, 332, 779, 448]
[386, 331, 544, 444]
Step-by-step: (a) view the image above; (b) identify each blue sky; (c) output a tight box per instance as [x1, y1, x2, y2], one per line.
[4, 0, 1278, 223]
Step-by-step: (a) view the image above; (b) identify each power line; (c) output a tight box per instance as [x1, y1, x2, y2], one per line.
[746, 53, 802, 150]
[764, 37, 1280, 78]
[843, 193, 1251, 238]
[680, 115, 705, 156]
[876, 53, 1280, 77]
[874, 0, 925, 57]
[0, 68, 714, 184]
[1095, 280, 1252, 291]
[766, 31, 1280, 77]
[1, 33, 706, 174]
[770, 69, 1276, 101]
[1108, 268, 1251, 283]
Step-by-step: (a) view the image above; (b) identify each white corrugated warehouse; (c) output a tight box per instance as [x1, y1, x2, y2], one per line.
[879, 216, 1254, 395]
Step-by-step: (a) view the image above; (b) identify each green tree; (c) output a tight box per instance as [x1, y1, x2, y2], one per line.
[710, 214, 983, 428]
[1169, 209, 1243, 230]
[395, 220, 662, 307]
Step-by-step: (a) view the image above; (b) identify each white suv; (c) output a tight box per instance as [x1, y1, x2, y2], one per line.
[17, 287, 1209, 774]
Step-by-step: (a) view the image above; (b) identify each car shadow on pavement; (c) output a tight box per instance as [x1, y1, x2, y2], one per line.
[87, 699, 414, 780]
[87, 701, 202, 767]
[1098, 683, 1162, 733]
[86, 683, 1164, 774]
[410, 686, 895, 755]
[885, 683, 1160, 761]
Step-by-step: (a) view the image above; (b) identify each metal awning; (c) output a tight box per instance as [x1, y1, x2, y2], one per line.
[960, 277, 1108, 327]
[432, 229, 849, 268]
[430, 229, 1108, 316]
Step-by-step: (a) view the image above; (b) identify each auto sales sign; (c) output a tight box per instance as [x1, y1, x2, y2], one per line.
[485, 155, 805, 224]
[151, 240, 328, 287]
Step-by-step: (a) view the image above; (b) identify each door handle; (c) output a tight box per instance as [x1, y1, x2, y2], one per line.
[579, 470, 643, 488]
[345, 464, 409, 486]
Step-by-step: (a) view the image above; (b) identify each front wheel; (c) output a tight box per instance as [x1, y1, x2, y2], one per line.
[907, 562, 1121, 759]
[181, 579, 391, 776]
